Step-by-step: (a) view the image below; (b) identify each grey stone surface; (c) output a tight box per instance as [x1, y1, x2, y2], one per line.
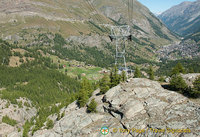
[33, 78, 200, 137]
[0, 97, 36, 137]
[1, 78, 199, 137]
[181, 73, 200, 87]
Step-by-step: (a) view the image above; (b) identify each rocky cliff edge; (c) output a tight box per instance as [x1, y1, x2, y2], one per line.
[33, 78, 200, 137]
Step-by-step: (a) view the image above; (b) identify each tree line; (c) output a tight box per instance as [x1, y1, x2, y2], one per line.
[169, 63, 200, 98]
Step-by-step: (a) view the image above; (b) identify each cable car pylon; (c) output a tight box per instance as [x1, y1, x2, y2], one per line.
[109, 0, 133, 75]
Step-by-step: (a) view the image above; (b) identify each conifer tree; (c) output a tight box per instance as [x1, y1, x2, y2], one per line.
[148, 65, 154, 80]
[193, 76, 200, 92]
[158, 76, 165, 82]
[100, 74, 110, 94]
[170, 74, 187, 93]
[87, 98, 97, 113]
[191, 76, 200, 97]
[110, 66, 120, 88]
[46, 119, 53, 129]
[78, 78, 91, 107]
[121, 70, 127, 82]
[134, 66, 141, 78]
[188, 67, 194, 73]
[110, 70, 114, 87]
[81, 77, 93, 97]
[171, 62, 186, 76]
[78, 88, 89, 107]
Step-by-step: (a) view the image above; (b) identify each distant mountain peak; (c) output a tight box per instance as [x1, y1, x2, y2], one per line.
[158, 0, 200, 36]
[153, 12, 163, 16]
[180, 1, 192, 4]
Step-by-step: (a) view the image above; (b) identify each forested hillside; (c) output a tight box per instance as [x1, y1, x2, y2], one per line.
[0, 39, 84, 136]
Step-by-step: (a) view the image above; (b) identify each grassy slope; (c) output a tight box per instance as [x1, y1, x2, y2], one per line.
[0, 40, 84, 135]
[49, 55, 103, 81]
[0, 0, 178, 56]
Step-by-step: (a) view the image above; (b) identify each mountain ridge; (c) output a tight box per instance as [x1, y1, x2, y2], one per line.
[1, 0, 199, 66]
[158, 0, 200, 36]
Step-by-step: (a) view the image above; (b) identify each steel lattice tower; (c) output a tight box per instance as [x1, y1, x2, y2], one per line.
[109, 25, 131, 72]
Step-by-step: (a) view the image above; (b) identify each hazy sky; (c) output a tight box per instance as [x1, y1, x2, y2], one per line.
[137, 0, 196, 14]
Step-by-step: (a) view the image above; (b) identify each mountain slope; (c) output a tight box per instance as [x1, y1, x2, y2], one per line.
[0, 0, 178, 66]
[0, 0, 111, 37]
[0, 0, 176, 40]
[158, 0, 200, 36]
[93, 0, 174, 40]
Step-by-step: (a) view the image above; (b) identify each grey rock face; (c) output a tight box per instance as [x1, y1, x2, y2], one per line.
[65, 35, 110, 49]
[0, 97, 37, 137]
[0, 123, 15, 136]
[34, 78, 200, 137]
[0, 98, 36, 123]
[181, 73, 200, 87]
[158, 0, 200, 35]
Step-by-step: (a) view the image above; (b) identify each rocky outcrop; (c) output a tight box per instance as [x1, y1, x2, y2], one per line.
[181, 73, 200, 87]
[0, 97, 37, 137]
[65, 35, 110, 48]
[33, 78, 200, 137]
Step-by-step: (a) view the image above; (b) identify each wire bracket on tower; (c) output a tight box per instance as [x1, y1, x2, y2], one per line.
[109, 25, 132, 41]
